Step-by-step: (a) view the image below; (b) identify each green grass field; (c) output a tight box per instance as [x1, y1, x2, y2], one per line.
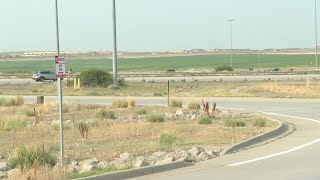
[0, 54, 316, 73]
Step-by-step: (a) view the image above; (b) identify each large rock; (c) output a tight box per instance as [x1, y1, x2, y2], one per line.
[97, 161, 109, 169]
[119, 153, 134, 162]
[176, 151, 194, 162]
[0, 171, 7, 179]
[175, 109, 184, 117]
[152, 151, 167, 158]
[79, 158, 99, 166]
[155, 157, 174, 166]
[196, 152, 212, 161]
[7, 168, 21, 178]
[80, 164, 96, 173]
[189, 147, 205, 157]
[0, 162, 8, 171]
[134, 159, 149, 168]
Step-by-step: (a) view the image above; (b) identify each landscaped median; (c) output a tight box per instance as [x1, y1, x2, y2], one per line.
[0, 98, 279, 180]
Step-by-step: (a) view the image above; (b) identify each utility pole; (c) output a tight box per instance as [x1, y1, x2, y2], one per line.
[315, 0, 318, 70]
[112, 0, 118, 85]
[54, 0, 64, 167]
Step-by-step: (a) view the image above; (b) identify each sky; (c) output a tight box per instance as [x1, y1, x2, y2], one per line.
[0, 0, 318, 52]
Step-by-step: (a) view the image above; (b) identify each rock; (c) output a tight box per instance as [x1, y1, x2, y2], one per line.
[0, 162, 8, 171]
[134, 159, 149, 168]
[7, 168, 21, 178]
[0, 171, 7, 179]
[97, 161, 109, 169]
[152, 151, 167, 158]
[111, 160, 131, 170]
[191, 114, 197, 120]
[119, 153, 134, 161]
[66, 120, 72, 124]
[68, 160, 78, 166]
[164, 113, 174, 119]
[175, 109, 184, 117]
[189, 147, 205, 157]
[80, 164, 96, 173]
[196, 152, 212, 161]
[66, 166, 80, 174]
[155, 157, 174, 166]
[79, 158, 99, 166]
[206, 150, 219, 157]
[0, 156, 4, 160]
[176, 151, 194, 162]
[50, 120, 60, 126]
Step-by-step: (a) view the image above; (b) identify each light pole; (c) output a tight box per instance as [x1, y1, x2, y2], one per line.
[54, 0, 64, 167]
[315, 0, 318, 70]
[112, 0, 118, 85]
[228, 19, 235, 68]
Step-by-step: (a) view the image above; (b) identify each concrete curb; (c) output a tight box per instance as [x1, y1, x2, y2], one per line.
[220, 117, 290, 155]
[74, 161, 193, 180]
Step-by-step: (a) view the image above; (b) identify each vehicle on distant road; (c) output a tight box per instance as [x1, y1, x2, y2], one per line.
[32, 71, 57, 82]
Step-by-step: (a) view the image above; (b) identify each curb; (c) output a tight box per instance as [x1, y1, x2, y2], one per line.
[74, 161, 193, 180]
[220, 117, 290, 155]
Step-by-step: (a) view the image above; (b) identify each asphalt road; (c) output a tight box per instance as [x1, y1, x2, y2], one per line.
[1, 73, 320, 84]
[1, 95, 320, 179]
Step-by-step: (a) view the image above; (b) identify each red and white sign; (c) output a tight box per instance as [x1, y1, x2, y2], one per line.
[55, 56, 66, 78]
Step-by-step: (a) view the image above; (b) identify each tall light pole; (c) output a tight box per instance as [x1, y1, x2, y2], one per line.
[112, 0, 118, 85]
[54, 0, 64, 167]
[315, 0, 318, 70]
[228, 19, 235, 68]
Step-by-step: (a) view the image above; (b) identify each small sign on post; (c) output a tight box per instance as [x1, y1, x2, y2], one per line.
[55, 56, 66, 78]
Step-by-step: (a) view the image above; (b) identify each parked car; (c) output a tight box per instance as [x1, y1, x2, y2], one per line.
[32, 71, 57, 82]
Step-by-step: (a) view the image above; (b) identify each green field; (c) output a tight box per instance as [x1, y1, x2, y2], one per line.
[0, 54, 316, 73]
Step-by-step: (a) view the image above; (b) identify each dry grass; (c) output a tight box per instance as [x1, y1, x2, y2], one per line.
[0, 104, 277, 163]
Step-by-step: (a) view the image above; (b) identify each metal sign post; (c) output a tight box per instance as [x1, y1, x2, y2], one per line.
[54, 0, 65, 167]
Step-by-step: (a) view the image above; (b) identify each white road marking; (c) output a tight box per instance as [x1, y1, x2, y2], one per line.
[227, 112, 320, 167]
[218, 107, 245, 111]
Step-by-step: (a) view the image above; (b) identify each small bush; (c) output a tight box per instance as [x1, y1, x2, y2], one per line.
[25, 109, 36, 117]
[128, 99, 135, 109]
[12, 96, 24, 106]
[96, 109, 116, 119]
[112, 99, 128, 108]
[169, 99, 182, 108]
[147, 114, 164, 122]
[62, 105, 69, 113]
[215, 66, 234, 72]
[253, 118, 266, 127]
[188, 100, 200, 110]
[154, 92, 163, 97]
[8, 144, 57, 170]
[4, 118, 28, 131]
[80, 69, 113, 88]
[225, 119, 246, 127]
[160, 131, 177, 147]
[135, 108, 147, 115]
[198, 117, 213, 125]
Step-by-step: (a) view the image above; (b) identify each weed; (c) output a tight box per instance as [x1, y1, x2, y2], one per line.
[198, 117, 213, 125]
[160, 131, 177, 147]
[253, 117, 266, 127]
[8, 144, 57, 171]
[135, 108, 147, 115]
[112, 99, 128, 108]
[11, 96, 24, 106]
[26, 109, 36, 117]
[96, 110, 116, 119]
[3, 117, 27, 131]
[128, 99, 135, 109]
[79, 123, 89, 139]
[225, 119, 246, 127]
[169, 99, 182, 108]
[147, 114, 164, 122]
[188, 100, 200, 110]
[154, 92, 163, 97]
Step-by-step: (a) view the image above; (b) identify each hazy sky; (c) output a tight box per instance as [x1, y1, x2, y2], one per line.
[0, 0, 318, 52]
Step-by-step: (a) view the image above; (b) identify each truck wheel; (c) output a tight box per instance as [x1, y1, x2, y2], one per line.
[39, 77, 45, 82]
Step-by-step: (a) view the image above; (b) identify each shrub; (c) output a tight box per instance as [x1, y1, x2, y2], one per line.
[198, 117, 213, 125]
[112, 99, 128, 108]
[160, 131, 177, 147]
[4, 118, 28, 131]
[62, 104, 69, 113]
[25, 109, 36, 117]
[80, 69, 113, 87]
[215, 66, 234, 72]
[96, 109, 116, 119]
[128, 99, 136, 108]
[225, 119, 246, 127]
[135, 108, 147, 115]
[154, 92, 163, 97]
[147, 114, 164, 122]
[253, 118, 266, 127]
[8, 144, 57, 170]
[12, 96, 24, 106]
[188, 100, 200, 110]
[169, 99, 182, 108]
